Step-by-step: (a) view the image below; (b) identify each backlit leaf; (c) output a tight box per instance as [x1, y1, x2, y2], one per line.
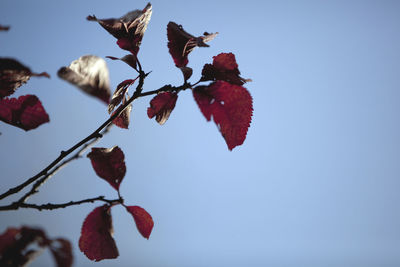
[126, 206, 154, 239]
[112, 103, 132, 129]
[167, 22, 217, 68]
[193, 81, 253, 150]
[0, 58, 49, 98]
[79, 205, 119, 261]
[108, 79, 136, 114]
[147, 90, 178, 125]
[58, 55, 111, 104]
[201, 53, 250, 85]
[87, 146, 126, 191]
[87, 3, 152, 58]
[0, 94, 49, 131]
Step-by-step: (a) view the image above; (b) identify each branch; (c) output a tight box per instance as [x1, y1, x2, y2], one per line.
[17, 123, 114, 204]
[0, 196, 122, 211]
[0, 71, 147, 201]
[0, 69, 196, 202]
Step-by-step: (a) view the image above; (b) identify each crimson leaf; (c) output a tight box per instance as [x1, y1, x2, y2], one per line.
[0, 58, 49, 98]
[125, 206, 154, 239]
[87, 146, 126, 191]
[0, 94, 49, 131]
[79, 205, 119, 261]
[87, 3, 152, 59]
[193, 81, 253, 150]
[201, 53, 250, 85]
[167, 21, 217, 69]
[49, 238, 73, 267]
[147, 90, 178, 125]
[58, 55, 111, 104]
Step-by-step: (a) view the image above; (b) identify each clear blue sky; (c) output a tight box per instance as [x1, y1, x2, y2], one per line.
[1, 1, 400, 266]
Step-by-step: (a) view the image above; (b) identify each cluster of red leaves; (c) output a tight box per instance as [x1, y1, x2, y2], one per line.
[0, 58, 50, 131]
[84, 3, 153, 130]
[149, 22, 253, 150]
[81, 146, 153, 261]
[0, 226, 72, 267]
[87, 3, 152, 70]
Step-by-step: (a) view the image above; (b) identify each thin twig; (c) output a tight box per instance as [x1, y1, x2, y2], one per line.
[0, 71, 146, 201]
[0, 70, 197, 201]
[0, 196, 122, 211]
[17, 123, 114, 204]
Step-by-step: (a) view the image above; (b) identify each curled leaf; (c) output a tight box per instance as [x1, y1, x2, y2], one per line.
[180, 66, 193, 81]
[0, 94, 50, 131]
[193, 81, 253, 150]
[58, 55, 111, 104]
[106, 55, 137, 70]
[87, 146, 126, 191]
[126, 206, 154, 239]
[79, 205, 119, 261]
[167, 22, 218, 68]
[147, 90, 178, 125]
[108, 79, 136, 114]
[87, 3, 152, 58]
[0, 58, 49, 98]
[201, 53, 250, 85]
[112, 103, 132, 129]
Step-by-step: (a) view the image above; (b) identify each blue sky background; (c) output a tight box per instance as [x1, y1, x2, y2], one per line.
[1, 0, 400, 266]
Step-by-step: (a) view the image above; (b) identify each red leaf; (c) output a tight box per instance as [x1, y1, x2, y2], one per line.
[0, 58, 49, 98]
[112, 103, 132, 129]
[0, 94, 50, 131]
[147, 90, 178, 125]
[201, 53, 250, 85]
[87, 146, 126, 191]
[79, 205, 119, 261]
[108, 78, 136, 114]
[167, 22, 218, 68]
[58, 55, 111, 104]
[193, 81, 253, 150]
[87, 3, 152, 56]
[126, 206, 154, 239]
[49, 238, 73, 267]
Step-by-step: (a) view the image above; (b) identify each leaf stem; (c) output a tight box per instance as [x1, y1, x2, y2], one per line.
[17, 124, 114, 204]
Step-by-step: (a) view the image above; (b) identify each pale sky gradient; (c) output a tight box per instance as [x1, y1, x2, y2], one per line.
[1, 1, 400, 266]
